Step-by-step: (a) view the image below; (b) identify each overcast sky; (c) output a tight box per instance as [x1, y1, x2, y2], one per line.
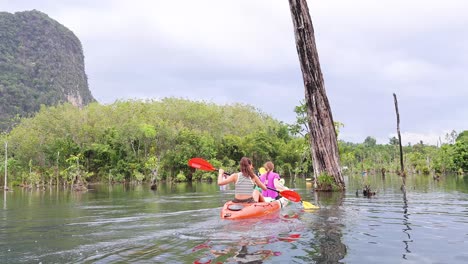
[3, 0, 468, 145]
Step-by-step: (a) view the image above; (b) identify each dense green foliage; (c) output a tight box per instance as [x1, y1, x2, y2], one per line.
[0, 98, 465, 189]
[0, 99, 309, 187]
[0, 98, 468, 189]
[289, 100, 466, 190]
[337, 132, 467, 177]
[0, 10, 94, 131]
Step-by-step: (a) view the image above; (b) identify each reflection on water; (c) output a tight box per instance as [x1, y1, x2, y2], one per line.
[309, 192, 347, 263]
[193, 232, 293, 263]
[191, 212, 306, 263]
[1, 174, 468, 263]
[401, 178, 413, 260]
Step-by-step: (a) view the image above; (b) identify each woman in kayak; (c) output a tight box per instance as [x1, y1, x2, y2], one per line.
[259, 161, 284, 200]
[218, 157, 267, 203]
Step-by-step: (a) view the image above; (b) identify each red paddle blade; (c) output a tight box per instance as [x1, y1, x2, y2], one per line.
[280, 190, 301, 202]
[188, 158, 216, 171]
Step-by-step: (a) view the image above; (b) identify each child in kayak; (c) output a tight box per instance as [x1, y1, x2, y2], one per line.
[218, 157, 267, 203]
[260, 161, 285, 200]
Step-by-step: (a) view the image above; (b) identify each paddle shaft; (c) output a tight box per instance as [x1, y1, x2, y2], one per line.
[268, 187, 318, 208]
[267, 187, 281, 193]
[266, 187, 301, 202]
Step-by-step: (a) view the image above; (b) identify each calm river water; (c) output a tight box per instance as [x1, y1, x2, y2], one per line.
[1, 173, 468, 263]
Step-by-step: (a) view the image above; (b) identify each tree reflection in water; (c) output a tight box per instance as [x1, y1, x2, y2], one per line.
[305, 191, 347, 263]
[401, 177, 413, 260]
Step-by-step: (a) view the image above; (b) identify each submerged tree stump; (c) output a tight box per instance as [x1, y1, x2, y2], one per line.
[363, 185, 376, 197]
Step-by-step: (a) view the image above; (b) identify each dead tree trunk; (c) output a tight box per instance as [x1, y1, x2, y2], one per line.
[393, 93, 405, 177]
[4, 140, 8, 191]
[288, 0, 345, 191]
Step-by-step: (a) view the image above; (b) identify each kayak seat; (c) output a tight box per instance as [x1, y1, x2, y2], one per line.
[227, 204, 244, 211]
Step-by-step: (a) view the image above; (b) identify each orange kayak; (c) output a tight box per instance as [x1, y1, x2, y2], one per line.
[220, 197, 289, 220]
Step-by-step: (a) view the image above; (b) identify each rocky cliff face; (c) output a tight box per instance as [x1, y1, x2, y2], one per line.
[0, 10, 95, 130]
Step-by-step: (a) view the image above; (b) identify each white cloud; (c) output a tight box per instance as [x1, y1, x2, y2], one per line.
[54, 0, 298, 71]
[387, 129, 463, 146]
[311, 0, 468, 33]
[383, 60, 439, 82]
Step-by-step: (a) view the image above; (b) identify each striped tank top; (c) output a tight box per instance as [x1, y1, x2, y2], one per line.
[235, 172, 253, 196]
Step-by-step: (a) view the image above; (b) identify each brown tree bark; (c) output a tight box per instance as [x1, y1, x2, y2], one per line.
[393, 93, 405, 177]
[288, 0, 345, 191]
[4, 140, 8, 190]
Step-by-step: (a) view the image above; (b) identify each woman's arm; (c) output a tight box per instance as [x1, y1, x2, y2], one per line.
[253, 176, 267, 191]
[273, 178, 288, 191]
[218, 169, 236, 186]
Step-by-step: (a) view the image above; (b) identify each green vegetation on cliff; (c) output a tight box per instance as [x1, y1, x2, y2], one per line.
[0, 10, 95, 131]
